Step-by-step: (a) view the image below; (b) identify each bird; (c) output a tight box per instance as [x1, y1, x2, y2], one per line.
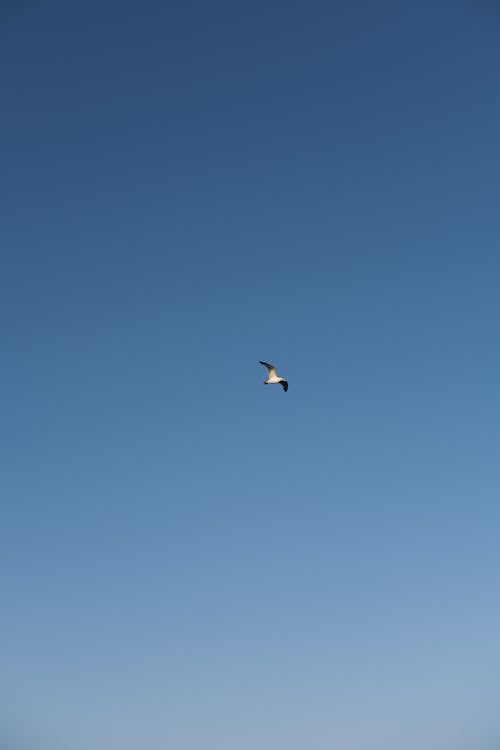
[259, 360, 288, 392]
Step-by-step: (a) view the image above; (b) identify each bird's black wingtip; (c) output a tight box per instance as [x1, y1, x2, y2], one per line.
[281, 380, 288, 392]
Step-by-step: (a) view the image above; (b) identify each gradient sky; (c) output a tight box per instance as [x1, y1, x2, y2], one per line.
[2, 2, 500, 749]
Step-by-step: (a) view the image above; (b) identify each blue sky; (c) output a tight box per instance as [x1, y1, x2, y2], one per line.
[2, 1, 500, 748]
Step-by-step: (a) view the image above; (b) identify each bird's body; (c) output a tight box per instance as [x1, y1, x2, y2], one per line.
[259, 360, 288, 392]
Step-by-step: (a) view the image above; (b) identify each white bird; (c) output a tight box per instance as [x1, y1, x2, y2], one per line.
[259, 360, 288, 392]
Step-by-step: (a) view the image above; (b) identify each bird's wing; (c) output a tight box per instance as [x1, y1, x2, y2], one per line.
[259, 360, 277, 378]
[280, 380, 288, 392]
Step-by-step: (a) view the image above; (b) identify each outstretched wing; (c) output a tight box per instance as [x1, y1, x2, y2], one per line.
[259, 360, 277, 378]
[280, 380, 288, 392]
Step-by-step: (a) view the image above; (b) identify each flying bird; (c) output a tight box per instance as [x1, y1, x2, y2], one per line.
[259, 360, 288, 392]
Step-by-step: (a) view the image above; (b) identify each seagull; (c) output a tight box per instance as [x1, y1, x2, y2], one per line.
[259, 360, 288, 392]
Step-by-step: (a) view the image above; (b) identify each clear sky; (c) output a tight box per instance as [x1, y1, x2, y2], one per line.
[2, 1, 500, 748]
